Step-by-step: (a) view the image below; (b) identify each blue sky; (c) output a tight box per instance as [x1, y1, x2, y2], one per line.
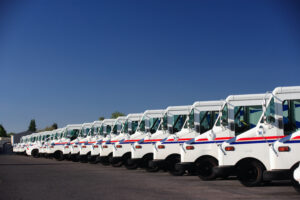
[0, 0, 299, 133]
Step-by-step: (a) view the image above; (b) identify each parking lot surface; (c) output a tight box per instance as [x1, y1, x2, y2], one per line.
[0, 155, 299, 200]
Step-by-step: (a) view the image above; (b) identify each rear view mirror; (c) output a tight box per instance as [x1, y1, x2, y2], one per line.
[278, 118, 283, 129]
[229, 122, 235, 131]
[168, 127, 173, 134]
[195, 125, 200, 133]
[267, 116, 275, 124]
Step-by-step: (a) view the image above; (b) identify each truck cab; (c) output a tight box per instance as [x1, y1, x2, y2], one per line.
[112, 112, 160, 169]
[216, 86, 300, 187]
[47, 128, 66, 160]
[99, 116, 127, 165]
[59, 124, 81, 161]
[79, 121, 102, 162]
[153, 101, 223, 176]
[39, 131, 52, 157]
[110, 113, 143, 167]
[179, 93, 269, 180]
[26, 133, 40, 157]
[89, 119, 116, 163]
[147, 105, 192, 172]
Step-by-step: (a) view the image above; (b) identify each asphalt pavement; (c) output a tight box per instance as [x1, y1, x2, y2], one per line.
[0, 155, 299, 200]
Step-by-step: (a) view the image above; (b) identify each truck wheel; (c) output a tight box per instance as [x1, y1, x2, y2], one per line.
[124, 157, 138, 170]
[237, 160, 264, 187]
[88, 154, 98, 164]
[291, 165, 300, 193]
[54, 151, 64, 161]
[168, 156, 185, 176]
[145, 158, 159, 172]
[32, 149, 39, 158]
[196, 157, 218, 180]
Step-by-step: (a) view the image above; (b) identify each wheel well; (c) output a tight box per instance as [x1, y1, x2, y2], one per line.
[166, 153, 180, 160]
[31, 148, 39, 155]
[291, 161, 300, 171]
[195, 155, 218, 164]
[142, 153, 153, 160]
[235, 157, 266, 170]
[122, 152, 131, 159]
[54, 150, 63, 154]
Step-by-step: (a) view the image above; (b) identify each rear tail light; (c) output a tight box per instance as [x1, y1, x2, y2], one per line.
[50, 146, 54, 148]
[186, 146, 194, 150]
[278, 146, 290, 152]
[225, 146, 235, 151]
[135, 145, 142, 149]
[82, 145, 87, 148]
[116, 145, 122, 148]
[94, 145, 99, 148]
[64, 146, 69, 149]
[103, 145, 108, 148]
[73, 145, 78, 148]
[158, 145, 165, 149]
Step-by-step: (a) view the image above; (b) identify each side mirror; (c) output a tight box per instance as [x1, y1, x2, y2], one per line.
[168, 127, 173, 134]
[278, 118, 283, 129]
[195, 125, 200, 133]
[229, 122, 235, 131]
[266, 116, 275, 124]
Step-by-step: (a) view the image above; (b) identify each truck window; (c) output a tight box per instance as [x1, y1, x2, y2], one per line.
[150, 118, 160, 133]
[172, 115, 187, 134]
[283, 100, 300, 135]
[216, 104, 228, 127]
[200, 111, 219, 133]
[234, 105, 262, 135]
[138, 119, 146, 132]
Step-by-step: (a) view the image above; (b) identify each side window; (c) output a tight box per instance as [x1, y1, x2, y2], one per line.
[173, 115, 187, 133]
[235, 105, 262, 135]
[283, 100, 300, 135]
[216, 104, 228, 126]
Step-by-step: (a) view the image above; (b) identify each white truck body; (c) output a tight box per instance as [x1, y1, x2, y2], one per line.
[179, 93, 270, 180]
[112, 110, 165, 169]
[217, 86, 300, 186]
[99, 116, 127, 164]
[153, 101, 223, 175]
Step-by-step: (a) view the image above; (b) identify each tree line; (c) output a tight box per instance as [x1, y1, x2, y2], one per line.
[0, 111, 125, 137]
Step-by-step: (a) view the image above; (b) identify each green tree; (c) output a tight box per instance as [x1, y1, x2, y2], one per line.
[7, 132, 15, 137]
[99, 117, 105, 121]
[111, 112, 125, 119]
[28, 119, 37, 132]
[0, 124, 8, 137]
[52, 123, 58, 129]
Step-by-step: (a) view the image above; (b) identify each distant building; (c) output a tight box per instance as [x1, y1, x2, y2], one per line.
[12, 130, 33, 144]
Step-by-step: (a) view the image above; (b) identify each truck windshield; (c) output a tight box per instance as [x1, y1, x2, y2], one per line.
[129, 121, 139, 135]
[149, 118, 160, 134]
[172, 115, 187, 134]
[234, 105, 263, 135]
[200, 111, 219, 133]
[66, 129, 79, 140]
[122, 121, 129, 134]
[216, 104, 228, 127]
[158, 114, 168, 131]
[282, 99, 300, 135]
[138, 119, 146, 132]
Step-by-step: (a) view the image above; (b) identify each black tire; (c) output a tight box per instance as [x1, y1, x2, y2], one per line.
[54, 151, 64, 161]
[124, 156, 138, 170]
[145, 159, 159, 172]
[168, 156, 185, 176]
[31, 149, 39, 158]
[196, 157, 218, 180]
[88, 154, 98, 164]
[237, 160, 265, 187]
[291, 165, 300, 193]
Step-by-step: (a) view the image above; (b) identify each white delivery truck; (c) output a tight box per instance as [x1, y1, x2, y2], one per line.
[89, 119, 116, 163]
[44, 131, 57, 158]
[47, 128, 65, 159]
[110, 113, 143, 167]
[112, 110, 164, 169]
[153, 101, 223, 176]
[178, 93, 269, 180]
[69, 123, 91, 161]
[216, 86, 300, 187]
[14, 136, 27, 154]
[99, 116, 127, 165]
[59, 124, 82, 160]
[79, 121, 102, 162]
[26, 133, 40, 157]
[39, 131, 52, 157]
[132, 106, 191, 172]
